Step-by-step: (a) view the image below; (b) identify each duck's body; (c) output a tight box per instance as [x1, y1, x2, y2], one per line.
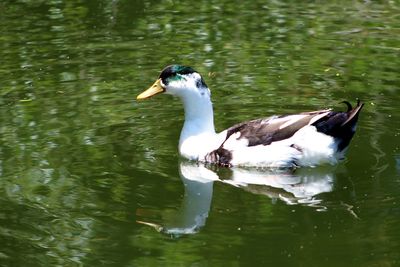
[137, 65, 363, 168]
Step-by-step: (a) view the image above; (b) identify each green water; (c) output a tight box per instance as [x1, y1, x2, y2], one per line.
[1, 1, 399, 266]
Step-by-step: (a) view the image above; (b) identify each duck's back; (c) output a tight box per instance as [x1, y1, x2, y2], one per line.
[205, 101, 364, 168]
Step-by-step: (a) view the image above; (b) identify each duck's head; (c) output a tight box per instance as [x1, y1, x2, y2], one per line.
[137, 65, 210, 100]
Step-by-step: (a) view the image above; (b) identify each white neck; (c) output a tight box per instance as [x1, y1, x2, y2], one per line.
[177, 89, 218, 160]
[181, 92, 215, 133]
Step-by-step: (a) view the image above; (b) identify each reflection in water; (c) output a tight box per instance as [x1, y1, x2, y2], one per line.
[226, 167, 334, 207]
[137, 162, 334, 236]
[137, 163, 218, 236]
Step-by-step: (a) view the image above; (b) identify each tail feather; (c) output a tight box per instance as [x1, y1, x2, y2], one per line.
[312, 100, 364, 151]
[341, 99, 364, 127]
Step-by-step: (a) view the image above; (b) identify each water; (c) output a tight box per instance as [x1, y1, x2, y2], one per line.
[1, 1, 399, 266]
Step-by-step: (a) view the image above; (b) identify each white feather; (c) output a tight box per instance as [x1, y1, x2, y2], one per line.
[229, 143, 300, 168]
[277, 125, 338, 167]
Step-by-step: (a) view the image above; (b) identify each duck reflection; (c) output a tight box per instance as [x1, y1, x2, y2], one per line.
[137, 162, 334, 236]
[224, 167, 334, 207]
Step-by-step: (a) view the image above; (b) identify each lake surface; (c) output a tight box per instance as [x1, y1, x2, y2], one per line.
[1, 1, 399, 266]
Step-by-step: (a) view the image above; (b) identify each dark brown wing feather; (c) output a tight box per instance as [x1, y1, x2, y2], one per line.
[223, 110, 330, 147]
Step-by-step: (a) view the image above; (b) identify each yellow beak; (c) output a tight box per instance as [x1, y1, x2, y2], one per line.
[137, 79, 165, 100]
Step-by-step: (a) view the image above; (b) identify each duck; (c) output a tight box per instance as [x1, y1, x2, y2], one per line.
[137, 65, 364, 168]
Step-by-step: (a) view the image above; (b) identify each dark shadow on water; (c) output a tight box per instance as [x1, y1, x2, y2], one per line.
[136, 161, 348, 237]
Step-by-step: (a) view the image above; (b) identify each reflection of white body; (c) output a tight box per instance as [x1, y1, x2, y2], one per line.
[225, 167, 334, 205]
[138, 162, 334, 236]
